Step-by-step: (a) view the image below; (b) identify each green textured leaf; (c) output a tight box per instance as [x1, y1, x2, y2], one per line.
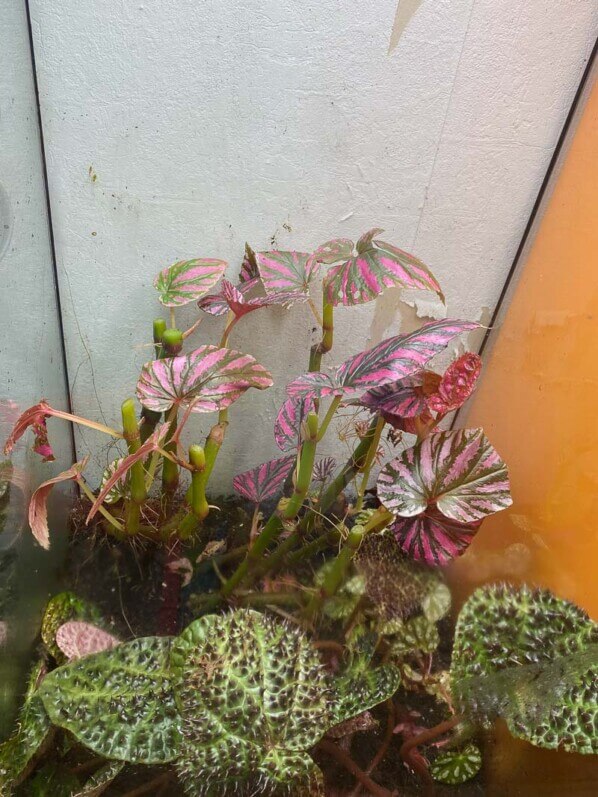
[315, 565, 365, 620]
[452, 584, 598, 754]
[422, 580, 451, 623]
[331, 645, 401, 726]
[355, 532, 449, 621]
[390, 615, 440, 657]
[73, 761, 125, 796]
[171, 610, 329, 796]
[430, 743, 482, 785]
[0, 663, 52, 794]
[41, 592, 103, 662]
[39, 637, 182, 764]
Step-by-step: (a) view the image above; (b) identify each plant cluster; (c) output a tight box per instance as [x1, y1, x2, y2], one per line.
[2, 228, 596, 795]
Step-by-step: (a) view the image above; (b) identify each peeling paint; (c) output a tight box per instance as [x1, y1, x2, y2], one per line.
[388, 0, 425, 54]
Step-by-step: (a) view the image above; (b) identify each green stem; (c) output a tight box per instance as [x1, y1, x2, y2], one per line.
[308, 300, 333, 373]
[316, 396, 341, 442]
[355, 414, 385, 511]
[220, 412, 319, 597]
[305, 524, 365, 616]
[77, 478, 125, 535]
[153, 318, 167, 358]
[121, 399, 147, 535]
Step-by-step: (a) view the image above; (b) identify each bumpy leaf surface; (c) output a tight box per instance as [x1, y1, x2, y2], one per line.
[154, 258, 227, 306]
[55, 621, 120, 661]
[233, 455, 296, 504]
[427, 352, 482, 414]
[73, 760, 125, 796]
[0, 662, 52, 793]
[378, 429, 511, 565]
[323, 228, 444, 306]
[39, 637, 182, 764]
[41, 592, 103, 662]
[287, 320, 479, 401]
[330, 652, 401, 727]
[136, 345, 273, 413]
[171, 610, 329, 796]
[452, 584, 598, 754]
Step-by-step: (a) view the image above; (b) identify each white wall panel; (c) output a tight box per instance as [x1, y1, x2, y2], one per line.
[28, 0, 597, 486]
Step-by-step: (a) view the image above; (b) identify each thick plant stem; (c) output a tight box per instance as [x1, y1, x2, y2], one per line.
[220, 412, 319, 597]
[355, 414, 385, 511]
[160, 329, 184, 500]
[399, 714, 463, 786]
[141, 319, 169, 443]
[153, 318, 167, 358]
[178, 445, 208, 540]
[121, 399, 147, 534]
[308, 300, 333, 373]
[305, 524, 365, 617]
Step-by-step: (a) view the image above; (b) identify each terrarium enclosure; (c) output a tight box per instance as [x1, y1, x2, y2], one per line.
[1, 2, 597, 796]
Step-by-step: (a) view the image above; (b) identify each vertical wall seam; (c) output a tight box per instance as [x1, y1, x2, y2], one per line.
[451, 36, 598, 432]
[23, 0, 77, 462]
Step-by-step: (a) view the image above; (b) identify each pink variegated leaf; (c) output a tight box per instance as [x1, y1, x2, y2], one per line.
[256, 250, 319, 296]
[323, 227, 444, 307]
[286, 320, 479, 401]
[98, 458, 127, 504]
[154, 258, 227, 307]
[198, 279, 304, 318]
[274, 395, 317, 451]
[359, 374, 430, 419]
[239, 243, 260, 283]
[167, 557, 194, 587]
[335, 320, 477, 390]
[427, 353, 482, 415]
[313, 456, 337, 484]
[87, 424, 169, 522]
[29, 458, 89, 549]
[390, 509, 481, 567]
[233, 455, 296, 504]
[136, 345, 273, 414]
[55, 621, 120, 661]
[378, 429, 512, 524]
[313, 238, 354, 265]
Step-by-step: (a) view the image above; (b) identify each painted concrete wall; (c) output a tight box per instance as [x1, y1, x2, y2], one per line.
[27, 0, 597, 487]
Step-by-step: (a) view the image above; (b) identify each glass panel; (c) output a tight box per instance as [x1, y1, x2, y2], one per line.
[0, 4, 73, 736]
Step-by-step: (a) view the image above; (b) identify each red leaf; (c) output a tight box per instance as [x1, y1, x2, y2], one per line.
[426, 353, 482, 414]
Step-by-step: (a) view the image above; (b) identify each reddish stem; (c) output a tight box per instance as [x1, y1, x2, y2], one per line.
[157, 540, 183, 635]
[317, 738, 394, 797]
[399, 714, 463, 787]
[349, 700, 396, 796]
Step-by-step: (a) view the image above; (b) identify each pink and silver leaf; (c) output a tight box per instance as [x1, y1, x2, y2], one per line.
[55, 621, 120, 661]
[154, 258, 228, 307]
[99, 458, 127, 505]
[286, 320, 478, 402]
[199, 279, 304, 319]
[239, 243, 260, 283]
[313, 238, 354, 265]
[313, 456, 337, 483]
[256, 250, 319, 296]
[87, 424, 170, 522]
[377, 428, 512, 524]
[427, 353, 482, 415]
[356, 227, 386, 254]
[390, 508, 481, 567]
[359, 374, 429, 419]
[232, 455, 296, 503]
[335, 320, 479, 391]
[324, 228, 444, 307]
[136, 345, 273, 414]
[3, 400, 57, 460]
[274, 395, 317, 451]
[29, 458, 89, 550]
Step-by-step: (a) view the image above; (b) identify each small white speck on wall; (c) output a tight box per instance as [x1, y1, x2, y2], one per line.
[388, 0, 425, 53]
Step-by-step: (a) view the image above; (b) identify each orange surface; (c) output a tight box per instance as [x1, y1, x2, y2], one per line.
[449, 72, 598, 792]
